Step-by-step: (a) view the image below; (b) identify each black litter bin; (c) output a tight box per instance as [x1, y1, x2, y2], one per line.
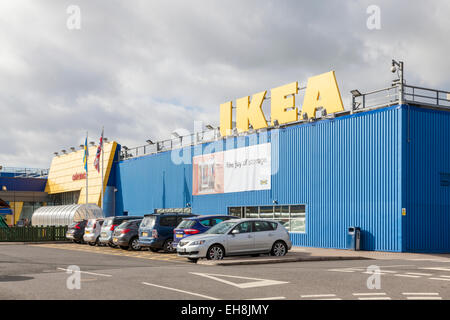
[347, 227, 361, 250]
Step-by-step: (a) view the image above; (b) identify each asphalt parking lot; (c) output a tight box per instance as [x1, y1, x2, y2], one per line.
[1, 243, 450, 300]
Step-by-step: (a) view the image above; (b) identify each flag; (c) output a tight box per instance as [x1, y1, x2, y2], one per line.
[83, 136, 89, 172]
[93, 128, 104, 173]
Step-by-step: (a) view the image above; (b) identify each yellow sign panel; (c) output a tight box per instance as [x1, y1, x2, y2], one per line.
[220, 71, 344, 135]
[45, 141, 118, 206]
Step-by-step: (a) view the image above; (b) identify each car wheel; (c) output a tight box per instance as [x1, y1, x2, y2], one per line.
[188, 258, 199, 263]
[163, 239, 175, 253]
[108, 243, 117, 248]
[149, 247, 160, 253]
[130, 238, 141, 251]
[119, 245, 129, 250]
[88, 242, 96, 246]
[206, 244, 225, 260]
[270, 241, 287, 256]
[251, 254, 260, 257]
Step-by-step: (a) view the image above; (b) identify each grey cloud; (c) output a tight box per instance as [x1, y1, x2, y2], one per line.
[0, 0, 449, 168]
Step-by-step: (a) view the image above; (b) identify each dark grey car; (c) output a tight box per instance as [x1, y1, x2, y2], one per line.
[112, 219, 143, 250]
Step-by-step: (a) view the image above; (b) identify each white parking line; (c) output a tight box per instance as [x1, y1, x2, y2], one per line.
[56, 268, 112, 277]
[402, 292, 439, 296]
[301, 294, 337, 298]
[358, 297, 391, 300]
[421, 267, 450, 272]
[394, 274, 421, 278]
[429, 277, 450, 281]
[246, 297, 286, 300]
[353, 293, 386, 296]
[405, 273, 432, 276]
[406, 297, 442, 300]
[142, 282, 220, 300]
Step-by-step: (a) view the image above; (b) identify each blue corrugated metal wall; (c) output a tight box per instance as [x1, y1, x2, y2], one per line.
[403, 106, 450, 252]
[115, 105, 410, 251]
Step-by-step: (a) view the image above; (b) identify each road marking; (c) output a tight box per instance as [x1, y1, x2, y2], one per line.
[190, 272, 288, 289]
[353, 293, 386, 296]
[57, 268, 112, 277]
[246, 297, 286, 300]
[402, 292, 439, 296]
[358, 297, 391, 300]
[406, 297, 442, 300]
[429, 277, 450, 281]
[421, 267, 450, 272]
[301, 294, 337, 298]
[405, 273, 432, 276]
[394, 274, 421, 278]
[142, 282, 219, 300]
[36, 244, 186, 263]
[407, 259, 450, 262]
[440, 275, 450, 278]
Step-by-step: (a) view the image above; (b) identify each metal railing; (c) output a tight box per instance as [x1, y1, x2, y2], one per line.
[352, 83, 450, 111]
[121, 129, 222, 160]
[0, 225, 68, 242]
[120, 82, 450, 161]
[0, 167, 49, 179]
[403, 84, 450, 108]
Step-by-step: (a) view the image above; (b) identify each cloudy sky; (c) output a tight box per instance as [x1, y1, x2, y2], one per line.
[1, 0, 449, 168]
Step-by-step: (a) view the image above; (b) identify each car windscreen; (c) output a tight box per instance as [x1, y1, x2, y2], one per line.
[140, 216, 156, 229]
[205, 221, 237, 234]
[102, 218, 113, 228]
[177, 219, 196, 229]
[86, 219, 96, 228]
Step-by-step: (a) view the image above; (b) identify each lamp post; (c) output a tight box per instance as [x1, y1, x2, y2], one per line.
[391, 59, 404, 105]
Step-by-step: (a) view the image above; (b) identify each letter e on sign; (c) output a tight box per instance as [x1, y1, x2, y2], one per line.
[271, 82, 298, 125]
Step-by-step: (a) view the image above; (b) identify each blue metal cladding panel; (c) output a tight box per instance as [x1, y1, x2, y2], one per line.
[404, 106, 450, 252]
[115, 106, 403, 251]
[0, 177, 47, 192]
[115, 151, 193, 216]
[193, 106, 403, 251]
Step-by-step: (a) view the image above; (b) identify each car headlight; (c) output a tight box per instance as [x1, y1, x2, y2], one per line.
[190, 240, 206, 246]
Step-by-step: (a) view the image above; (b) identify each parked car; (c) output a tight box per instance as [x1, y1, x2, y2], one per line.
[112, 219, 143, 250]
[83, 218, 104, 246]
[173, 215, 238, 249]
[176, 218, 292, 262]
[99, 216, 143, 247]
[66, 220, 88, 243]
[139, 213, 197, 253]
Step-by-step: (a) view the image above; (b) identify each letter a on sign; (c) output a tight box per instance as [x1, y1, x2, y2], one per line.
[301, 71, 344, 119]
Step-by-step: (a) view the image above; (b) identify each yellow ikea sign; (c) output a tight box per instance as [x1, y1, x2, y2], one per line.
[220, 71, 344, 136]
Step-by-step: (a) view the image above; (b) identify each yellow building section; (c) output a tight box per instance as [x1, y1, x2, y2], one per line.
[4, 202, 23, 225]
[45, 141, 118, 207]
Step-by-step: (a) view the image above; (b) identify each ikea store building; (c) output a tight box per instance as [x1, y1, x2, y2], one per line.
[41, 69, 450, 253]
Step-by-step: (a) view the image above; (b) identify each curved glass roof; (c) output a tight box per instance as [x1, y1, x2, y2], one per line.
[32, 204, 104, 226]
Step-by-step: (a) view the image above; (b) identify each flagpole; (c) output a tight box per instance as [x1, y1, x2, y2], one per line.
[86, 131, 88, 205]
[101, 127, 104, 210]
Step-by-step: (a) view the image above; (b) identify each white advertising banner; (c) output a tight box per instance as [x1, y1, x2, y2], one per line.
[192, 143, 271, 195]
[223, 143, 271, 193]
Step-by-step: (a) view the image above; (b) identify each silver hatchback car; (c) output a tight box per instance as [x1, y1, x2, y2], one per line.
[176, 218, 292, 262]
